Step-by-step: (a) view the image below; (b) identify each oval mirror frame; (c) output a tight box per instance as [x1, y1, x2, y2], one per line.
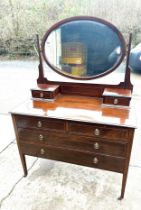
[41, 16, 126, 80]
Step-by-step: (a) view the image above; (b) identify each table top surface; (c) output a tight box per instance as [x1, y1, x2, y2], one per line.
[11, 94, 137, 128]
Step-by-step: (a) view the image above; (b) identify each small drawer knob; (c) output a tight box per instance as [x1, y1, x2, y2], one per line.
[94, 128, 100, 136]
[40, 92, 44, 98]
[114, 98, 118, 105]
[94, 142, 100, 150]
[93, 157, 98, 164]
[39, 134, 44, 141]
[40, 148, 45, 155]
[37, 121, 42, 128]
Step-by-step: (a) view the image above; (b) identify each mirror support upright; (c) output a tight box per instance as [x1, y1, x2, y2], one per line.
[124, 33, 133, 90]
[36, 34, 48, 88]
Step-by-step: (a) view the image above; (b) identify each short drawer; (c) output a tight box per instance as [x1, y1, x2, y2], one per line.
[18, 128, 127, 157]
[103, 96, 131, 106]
[68, 122, 128, 141]
[14, 115, 66, 131]
[21, 143, 125, 173]
[31, 85, 60, 100]
[32, 90, 53, 99]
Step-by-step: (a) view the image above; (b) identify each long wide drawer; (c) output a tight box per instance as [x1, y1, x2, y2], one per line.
[20, 143, 125, 173]
[18, 128, 127, 157]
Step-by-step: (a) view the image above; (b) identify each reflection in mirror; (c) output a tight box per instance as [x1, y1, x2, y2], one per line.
[44, 62, 126, 85]
[43, 19, 125, 79]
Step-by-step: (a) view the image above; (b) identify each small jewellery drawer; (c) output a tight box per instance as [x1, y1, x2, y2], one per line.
[32, 90, 53, 99]
[14, 115, 66, 131]
[68, 122, 128, 140]
[102, 88, 131, 106]
[103, 96, 131, 106]
[32, 90, 52, 98]
[18, 129, 127, 158]
[31, 85, 60, 100]
[21, 143, 125, 173]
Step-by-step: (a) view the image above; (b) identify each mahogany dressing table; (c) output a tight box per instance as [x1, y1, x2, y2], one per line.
[11, 16, 136, 199]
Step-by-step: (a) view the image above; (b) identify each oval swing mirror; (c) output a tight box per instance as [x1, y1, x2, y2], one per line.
[42, 16, 126, 80]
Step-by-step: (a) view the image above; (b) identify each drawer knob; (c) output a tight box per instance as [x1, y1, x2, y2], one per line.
[94, 142, 100, 150]
[94, 128, 100, 136]
[93, 157, 98, 164]
[39, 134, 44, 141]
[114, 98, 118, 105]
[37, 121, 42, 128]
[40, 92, 44, 98]
[40, 148, 45, 155]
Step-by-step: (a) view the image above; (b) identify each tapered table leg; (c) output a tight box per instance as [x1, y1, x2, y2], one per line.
[19, 153, 28, 177]
[118, 172, 128, 200]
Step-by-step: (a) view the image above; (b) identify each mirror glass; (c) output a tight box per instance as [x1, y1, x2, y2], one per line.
[42, 18, 125, 79]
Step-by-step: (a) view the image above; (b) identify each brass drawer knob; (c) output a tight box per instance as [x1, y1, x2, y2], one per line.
[94, 142, 100, 150]
[94, 128, 100, 136]
[40, 92, 44, 98]
[40, 148, 45, 155]
[39, 134, 44, 141]
[114, 98, 118, 105]
[37, 121, 42, 128]
[93, 157, 98, 164]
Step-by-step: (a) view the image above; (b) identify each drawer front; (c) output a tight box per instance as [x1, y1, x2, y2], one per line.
[15, 115, 66, 131]
[21, 143, 125, 173]
[18, 128, 127, 157]
[68, 122, 128, 141]
[32, 90, 53, 99]
[31, 85, 59, 100]
[103, 96, 130, 106]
